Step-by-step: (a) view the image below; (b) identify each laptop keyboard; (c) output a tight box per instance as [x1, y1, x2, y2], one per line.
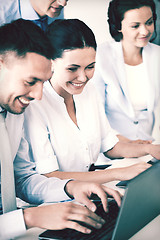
[39, 200, 119, 240]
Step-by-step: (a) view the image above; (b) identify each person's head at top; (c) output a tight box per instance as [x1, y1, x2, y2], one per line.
[0, 19, 53, 115]
[46, 19, 97, 99]
[30, 0, 69, 18]
[108, 0, 157, 47]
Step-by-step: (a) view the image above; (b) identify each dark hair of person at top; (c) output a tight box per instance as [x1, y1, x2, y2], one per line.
[108, 0, 157, 42]
[46, 18, 97, 60]
[0, 18, 53, 59]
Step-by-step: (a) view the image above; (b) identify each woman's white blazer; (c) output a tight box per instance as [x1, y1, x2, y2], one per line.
[93, 41, 160, 140]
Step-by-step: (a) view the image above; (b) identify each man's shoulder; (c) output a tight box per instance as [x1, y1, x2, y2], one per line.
[0, 0, 20, 26]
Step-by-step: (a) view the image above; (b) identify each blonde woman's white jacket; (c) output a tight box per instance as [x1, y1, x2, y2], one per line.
[93, 41, 160, 140]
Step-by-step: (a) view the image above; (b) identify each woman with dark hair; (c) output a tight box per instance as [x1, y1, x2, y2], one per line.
[108, 0, 157, 42]
[93, 0, 160, 142]
[23, 19, 160, 185]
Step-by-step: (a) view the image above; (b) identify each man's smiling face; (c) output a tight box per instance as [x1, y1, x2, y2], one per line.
[0, 52, 52, 114]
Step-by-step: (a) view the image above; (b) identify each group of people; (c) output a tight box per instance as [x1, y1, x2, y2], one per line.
[0, 0, 160, 239]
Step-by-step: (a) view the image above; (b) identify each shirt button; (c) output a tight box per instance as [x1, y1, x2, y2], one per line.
[133, 121, 139, 124]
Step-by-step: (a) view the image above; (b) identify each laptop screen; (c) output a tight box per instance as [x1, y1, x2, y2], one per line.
[112, 161, 160, 240]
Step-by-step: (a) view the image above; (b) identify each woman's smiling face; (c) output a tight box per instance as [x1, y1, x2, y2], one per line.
[121, 6, 154, 48]
[50, 47, 96, 98]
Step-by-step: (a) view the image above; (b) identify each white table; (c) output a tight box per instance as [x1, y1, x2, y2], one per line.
[15, 155, 160, 240]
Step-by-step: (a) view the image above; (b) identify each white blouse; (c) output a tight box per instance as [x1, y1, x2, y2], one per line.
[24, 81, 118, 174]
[125, 63, 148, 115]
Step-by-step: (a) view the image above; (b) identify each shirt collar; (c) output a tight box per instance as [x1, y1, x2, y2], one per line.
[20, 0, 40, 20]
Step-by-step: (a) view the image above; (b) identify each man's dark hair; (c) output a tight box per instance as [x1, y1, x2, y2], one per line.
[0, 18, 53, 59]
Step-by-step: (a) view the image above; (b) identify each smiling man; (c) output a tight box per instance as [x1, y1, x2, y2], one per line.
[0, 0, 68, 29]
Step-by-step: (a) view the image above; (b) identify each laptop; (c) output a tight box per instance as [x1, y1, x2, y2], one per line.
[39, 161, 160, 240]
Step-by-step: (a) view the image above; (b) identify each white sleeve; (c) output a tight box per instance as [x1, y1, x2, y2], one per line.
[14, 135, 72, 204]
[0, 209, 26, 240]
[100, 110, 119, 152]
[92, 65, 106, 107]
[93, 84, 119, 152]
[23, 104, 59, 174]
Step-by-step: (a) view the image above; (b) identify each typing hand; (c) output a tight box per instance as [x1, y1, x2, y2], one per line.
[23, 201, 105, 234]
[65, 180, 121, 213]
[115, 162, 151, 181]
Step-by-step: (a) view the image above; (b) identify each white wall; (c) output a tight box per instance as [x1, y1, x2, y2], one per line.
[64, 0, 112, 45]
